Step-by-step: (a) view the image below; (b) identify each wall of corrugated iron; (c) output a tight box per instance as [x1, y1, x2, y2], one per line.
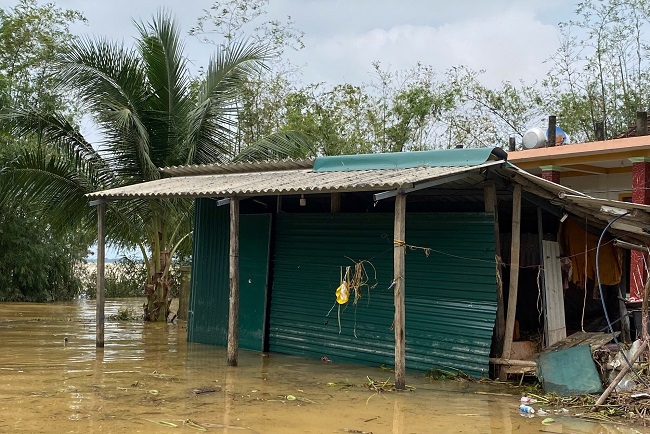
[188, 199, 271, 350]
[269, 213, 497, 378]
[187, 199, 229, 346]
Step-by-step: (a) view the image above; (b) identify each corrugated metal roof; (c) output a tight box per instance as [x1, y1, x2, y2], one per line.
[160, 159, 314, 177]
[88, 162, 502, 200]
[505, 164, 650, 242]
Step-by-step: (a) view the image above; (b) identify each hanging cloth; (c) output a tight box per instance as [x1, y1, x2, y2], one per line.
[559, 218, 622, 288]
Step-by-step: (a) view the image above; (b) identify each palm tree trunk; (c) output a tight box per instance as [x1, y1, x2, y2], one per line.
[143, 227, 171, 322]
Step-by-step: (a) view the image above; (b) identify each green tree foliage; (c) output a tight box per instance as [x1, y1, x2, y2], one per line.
[191, 0, 305, 154]
[0, 11, 292, 319]
[0, 0, 84, 112]
[544, 0, 650, 141]
[0, 202, 88, 301]
[0, 0, 89, 302]
[445, 66, 544, 148]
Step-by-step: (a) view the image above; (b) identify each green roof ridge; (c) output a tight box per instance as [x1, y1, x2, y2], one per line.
[312, 147, 505, 172]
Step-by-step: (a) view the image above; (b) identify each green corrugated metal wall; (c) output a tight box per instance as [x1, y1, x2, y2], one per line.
[188, 199, 271, 351]
[269, 213, 497, 378]
[187, 199, 228, 345]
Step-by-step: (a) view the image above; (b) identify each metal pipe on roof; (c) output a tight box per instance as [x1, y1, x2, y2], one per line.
[547, 116, 557, 147]
[614, 239, 648, 252]
[637, 111, 648, 136]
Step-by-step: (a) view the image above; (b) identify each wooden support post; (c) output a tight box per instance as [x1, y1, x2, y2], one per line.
[227, 197, 240, 367]
[96, 202, 106, 348]
[331, 192, 341, 213]
[501, 184, 521, 372]
[394, 193, 407, 390]
[484, 181, 505, 358]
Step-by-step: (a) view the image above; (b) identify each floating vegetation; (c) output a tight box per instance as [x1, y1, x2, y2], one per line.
[365, 376, 415, 392]
[146, 419, 177, 427]
[327, 380, 355, 388]
[184, 419, 207, 431]
[425, 367, 473, 382]
[108, 307, 141, 322]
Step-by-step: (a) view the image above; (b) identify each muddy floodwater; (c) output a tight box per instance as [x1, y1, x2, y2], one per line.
[0, 299, 648, 434]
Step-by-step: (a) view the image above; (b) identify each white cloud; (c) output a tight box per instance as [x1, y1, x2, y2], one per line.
[19, 0, 574, 88]
[292, 7, 561, 88]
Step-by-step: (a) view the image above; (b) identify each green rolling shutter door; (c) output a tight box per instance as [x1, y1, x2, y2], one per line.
[269, 213, 497, 378]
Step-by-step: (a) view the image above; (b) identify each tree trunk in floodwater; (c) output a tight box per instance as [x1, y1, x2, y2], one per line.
[143, 248, 172, 322]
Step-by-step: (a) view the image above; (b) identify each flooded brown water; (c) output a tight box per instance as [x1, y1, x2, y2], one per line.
[0, 299, 647, 434]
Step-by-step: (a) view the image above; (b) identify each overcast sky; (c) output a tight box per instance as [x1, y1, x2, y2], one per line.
[2, 0, 582, 259]
[9, 0, 580, 88]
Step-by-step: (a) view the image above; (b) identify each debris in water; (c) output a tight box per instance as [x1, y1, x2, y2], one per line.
[192, 387, 218, 395]
[184, 419, 207, 431]
[365, 376, 415, 392]
[280, 394, 318, 404]
[147, 419, 177, 427]
[148, 389, 159, 395]
[541, 418, 555, 425]
[327, 380, 354, 388]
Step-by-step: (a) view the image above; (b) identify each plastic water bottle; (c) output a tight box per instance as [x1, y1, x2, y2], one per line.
[519, 404, 535, 414]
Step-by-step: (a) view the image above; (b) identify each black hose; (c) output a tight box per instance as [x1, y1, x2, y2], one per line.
[596, 212, 649, 387]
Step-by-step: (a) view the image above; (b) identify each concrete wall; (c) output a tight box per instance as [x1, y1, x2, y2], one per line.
[561, 172, 633, 200]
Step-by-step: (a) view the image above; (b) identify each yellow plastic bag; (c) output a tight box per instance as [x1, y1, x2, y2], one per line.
[336, 281, 349, 304]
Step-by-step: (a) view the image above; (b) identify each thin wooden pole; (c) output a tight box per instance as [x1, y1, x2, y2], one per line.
[331, 192, 341, 213]
[537, 207, 548, 347]
[501, 184, 522, 367]
[394, 193, 407, 390]
[484, 181, 504, 358]
[227, 197, 240, 367]
[96, 202, 106, 348]
[489, 357, 537, 367]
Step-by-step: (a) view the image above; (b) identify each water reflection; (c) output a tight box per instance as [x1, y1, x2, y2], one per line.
[0, 299, 648, 433]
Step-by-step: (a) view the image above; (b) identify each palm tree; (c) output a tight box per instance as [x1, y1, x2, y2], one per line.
[0, 11, 308, 321]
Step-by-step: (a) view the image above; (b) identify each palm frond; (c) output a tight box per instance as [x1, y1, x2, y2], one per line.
[0, 107, 113, 187]
[0, 150, 98, 232]
[135, 10, 192, 167]
[56, 36, 159, 181]
[185, 40, 272, 165]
